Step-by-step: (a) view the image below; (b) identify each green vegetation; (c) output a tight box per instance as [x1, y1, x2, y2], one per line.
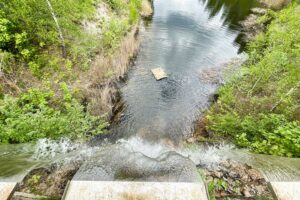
[0, 0, 99, 75]
[0, 86, 108, 143]
[206, 3, 300, 157]
[0, 0, 145, 144]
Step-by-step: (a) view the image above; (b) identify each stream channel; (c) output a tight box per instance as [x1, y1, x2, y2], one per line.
[1, 0, 299, 183]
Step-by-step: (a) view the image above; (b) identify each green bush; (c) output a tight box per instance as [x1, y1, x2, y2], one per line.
[129, 0, 142, 24]
[206, 3, 300, 157]
[0, 0, 98, 75]
[0, 88, 108, 144]
[105, 0, 127, 12]
[102, 17, 129, 51]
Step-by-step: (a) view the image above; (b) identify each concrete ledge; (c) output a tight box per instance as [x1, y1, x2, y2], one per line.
[63, 181, 208, 200]
[0, 182, 17, 200]
[270, 182, 300, 200]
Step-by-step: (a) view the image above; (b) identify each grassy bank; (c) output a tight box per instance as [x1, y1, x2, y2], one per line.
[204, 2, 300, 157]
[0, 0, 150, 144]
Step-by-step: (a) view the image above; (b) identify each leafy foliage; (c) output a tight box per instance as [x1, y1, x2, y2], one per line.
[102, 17, 129, 51]
[0, 0, 99, 75]
[0, 87, 108, 144]
[206, 3, 300, 157]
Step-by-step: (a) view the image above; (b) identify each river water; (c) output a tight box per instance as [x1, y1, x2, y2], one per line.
[110, 0, 256, 143]
[1, 0, 299, 183]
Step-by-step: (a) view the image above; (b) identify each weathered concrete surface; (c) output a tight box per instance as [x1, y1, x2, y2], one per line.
[271, 182, 300, 200]
[63, 181, 208, 200]
[0, 182, 17, 200]
[151, 68, 167, 80]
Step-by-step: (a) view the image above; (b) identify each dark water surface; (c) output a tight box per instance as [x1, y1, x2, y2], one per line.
[110, 0, 258, 143]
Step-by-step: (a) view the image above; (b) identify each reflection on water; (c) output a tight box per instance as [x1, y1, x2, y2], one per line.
[203, 0, 259, 29]
[203, 0, 260, 50]
[111, 0, 249, 143]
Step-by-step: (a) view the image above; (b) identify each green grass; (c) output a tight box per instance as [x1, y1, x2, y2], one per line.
[206, 3, 300, 157]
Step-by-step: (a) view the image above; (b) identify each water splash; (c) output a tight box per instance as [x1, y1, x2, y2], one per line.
[33, 138, 81, 159]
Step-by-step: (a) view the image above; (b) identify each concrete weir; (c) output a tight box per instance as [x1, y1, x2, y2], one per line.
[63, 181, 208, 200]
[0, 182, 17, 200]
[270, 182, 300, 200]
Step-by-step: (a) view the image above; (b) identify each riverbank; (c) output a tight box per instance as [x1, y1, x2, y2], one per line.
[191, 1, 300, 198]
[1, 0, 153, 198]
[0, 0, 153, 144]
[193, 0, 300, 157]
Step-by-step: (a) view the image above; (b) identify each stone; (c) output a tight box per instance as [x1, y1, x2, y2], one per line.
[212, 171, 223, 179]
[151, 68, 167, 80]
[255, 185, 266, 195]
[242, 186, 254, 198]
[251, 8, 267, 15]
[186, 137, 196, 143]
[140, 0, 153, 18]
[260, 0, 291, 10]
[248, 169, 264, 181]
[241, 175, 249, 182]
[229, 171, 239, 179]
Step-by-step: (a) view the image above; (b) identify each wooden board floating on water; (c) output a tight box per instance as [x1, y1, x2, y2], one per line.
[0, 182, 17, 200]
[63, 181, 208, 200]
[270, 182, 300, 200]
[151, 67, 167, 80]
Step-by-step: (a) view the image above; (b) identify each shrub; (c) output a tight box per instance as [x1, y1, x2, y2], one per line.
[102, 17, 129, 51]
[0, 88, 108, 144]
[206, 3, 300, 157]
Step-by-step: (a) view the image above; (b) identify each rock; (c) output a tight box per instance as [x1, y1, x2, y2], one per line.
[241, 174, 250, 182]
[228, 171, 239, 179]
[242, 186, 254, 198]
[140, 0, 153, 18]
[255, 185, 266, 195]
[187, 137, 196, 143]
[151, 67, 167, 80]
[260, 0, 291, 10]
[212, 171, 223, 179]
[215, 190, 228, 198]
[251, 8, 267, 15]
[248, 168, 264, 181]
[199, 159, 274, 199]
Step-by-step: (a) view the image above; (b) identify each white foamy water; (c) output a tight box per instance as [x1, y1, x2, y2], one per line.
[116, 136, 234, 167]
[33, 138, 82, 159]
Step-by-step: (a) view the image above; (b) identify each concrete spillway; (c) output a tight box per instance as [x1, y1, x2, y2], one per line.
[0, 182, 17, 200]
[63, 181, 209, 200]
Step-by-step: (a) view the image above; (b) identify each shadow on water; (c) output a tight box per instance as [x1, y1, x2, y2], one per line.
[202, 0, 260, 51]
